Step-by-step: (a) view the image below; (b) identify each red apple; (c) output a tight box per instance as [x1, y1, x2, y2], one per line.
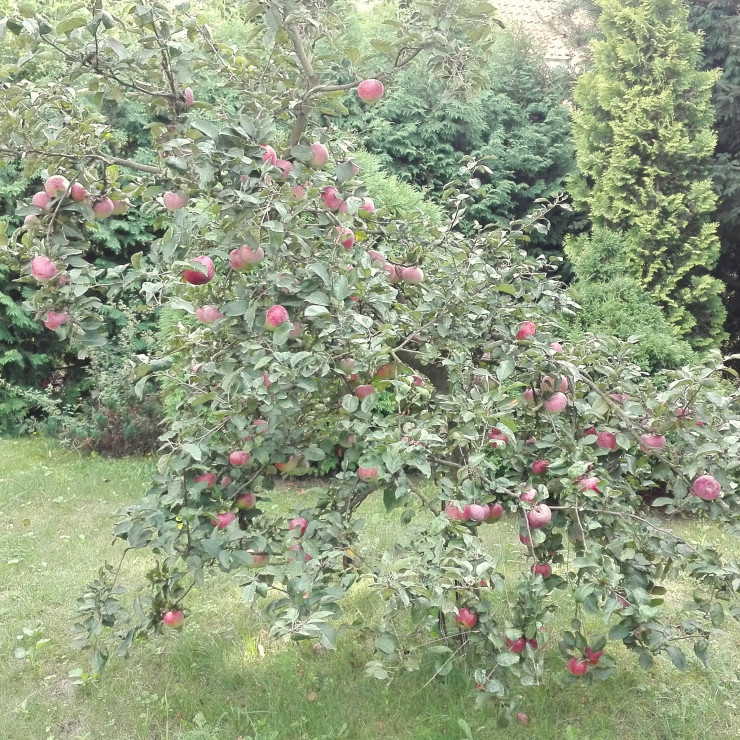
[527, 503, 552, 529]
[31, 255, 57, 281]
[357, 78, 384, 102]
[93, 197, 115, 218]
[260, 144, 278, 165]
[195, 472, 217, 487]
[229, 244, 264, 270]
[455, 607, 477, 629]
[401, 266, 423, 284]
[531, 460, 549, 475]
[568, 657, 588, 676]
[516, 321, 536, 339]
[640, 433, 666, 451]
[309, 142, 329, 169]
[691, 475, 721, 500]
[578, 476, 600, 492]
[484, 502, 504, 522]
[70, 182, 87, 202]
[182, 255, 215, 285]
[236, 492, 256, 509]
[321, 186, 342, 210]
[445, 503, 465, 520]
[265, 304, 289, 330]
[464, 503, 489, 522]
[196, 305, 223, 323]
[374, 363, 397, 380]
[43, 311, 68, 330]
[358, 466, 378, 481]
[531, 562, 552, 578]
[505, 636, 526, 654]
[229, 450, 251, 466]
[367, 249, 386, 265]
[516, 712, 529, 726]
[44, 174, 70, 197]
[162, 610, 184, 628]
[332, 226, 355, 249]
[163, 191, 188, 210]
[212, 511, 235, 528]
[355, 384, 375, 400]
[32, 191, 52, 209]
[544, 392, 568, 413]
[584, 646, 603, 665]
[488, 428, 509, 447]
[289, 517, 309, 536]
[596, 431, 617, 450]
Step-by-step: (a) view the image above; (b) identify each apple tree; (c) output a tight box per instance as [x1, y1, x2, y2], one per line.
[2, 0, 740, 722]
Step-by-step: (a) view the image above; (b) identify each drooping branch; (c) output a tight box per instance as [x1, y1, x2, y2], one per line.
[576, 370, 692, 487]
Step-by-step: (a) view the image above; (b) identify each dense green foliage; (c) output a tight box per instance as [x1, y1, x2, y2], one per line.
[344, 32, 578, 253]
[688, 0, 740, 357]
[569, 0, 725, 350]
[564, 228, 694, 372]
[0, 78, 161, 438]
[557, 0, 740, 355]
[0, 163, 75, 432]
[41, 302, 164, 456]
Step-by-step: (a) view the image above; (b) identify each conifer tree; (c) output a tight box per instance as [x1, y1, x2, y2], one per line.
[569, 0, 726, 349]
[688, 0, 740, 355]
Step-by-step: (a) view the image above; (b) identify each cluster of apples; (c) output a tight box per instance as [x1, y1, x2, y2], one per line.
[24, 173, 131, 226]
[28, 175, 134, 331]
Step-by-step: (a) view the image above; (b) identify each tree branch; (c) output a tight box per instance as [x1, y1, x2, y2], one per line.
[0, 147, 162, 175]
[577, 370, 690, 485]
[286, 23, 319, 87]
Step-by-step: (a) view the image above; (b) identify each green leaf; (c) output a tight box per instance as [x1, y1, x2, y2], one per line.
[336, 161, 357, 185]
[666, 645, 686, 671]
[272, 322, 291, 346]
[56, 17, 87, 33]
[496, 651, 520, 666]
[307, 262, 331, 285]
[182, 443, 202, 461]
[341, 394, 359, 413]
[609, 624, 631, 641]
[638, 650, 654, 670]
[304, 304, 330, 318]
[169, 297, 194, 313]
[190, 119, 220, 139]
[496, 357, 514, 381]
[374, 633, 396, 654]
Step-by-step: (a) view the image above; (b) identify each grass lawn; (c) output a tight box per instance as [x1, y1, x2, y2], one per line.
[2, 437, 740, 740]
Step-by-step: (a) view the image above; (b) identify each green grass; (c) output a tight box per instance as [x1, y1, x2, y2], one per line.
[2, 437, 740, 739]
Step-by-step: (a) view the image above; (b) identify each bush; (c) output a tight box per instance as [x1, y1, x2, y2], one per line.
[564, 229, 695, 372]
[40, 303, 164, 456]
